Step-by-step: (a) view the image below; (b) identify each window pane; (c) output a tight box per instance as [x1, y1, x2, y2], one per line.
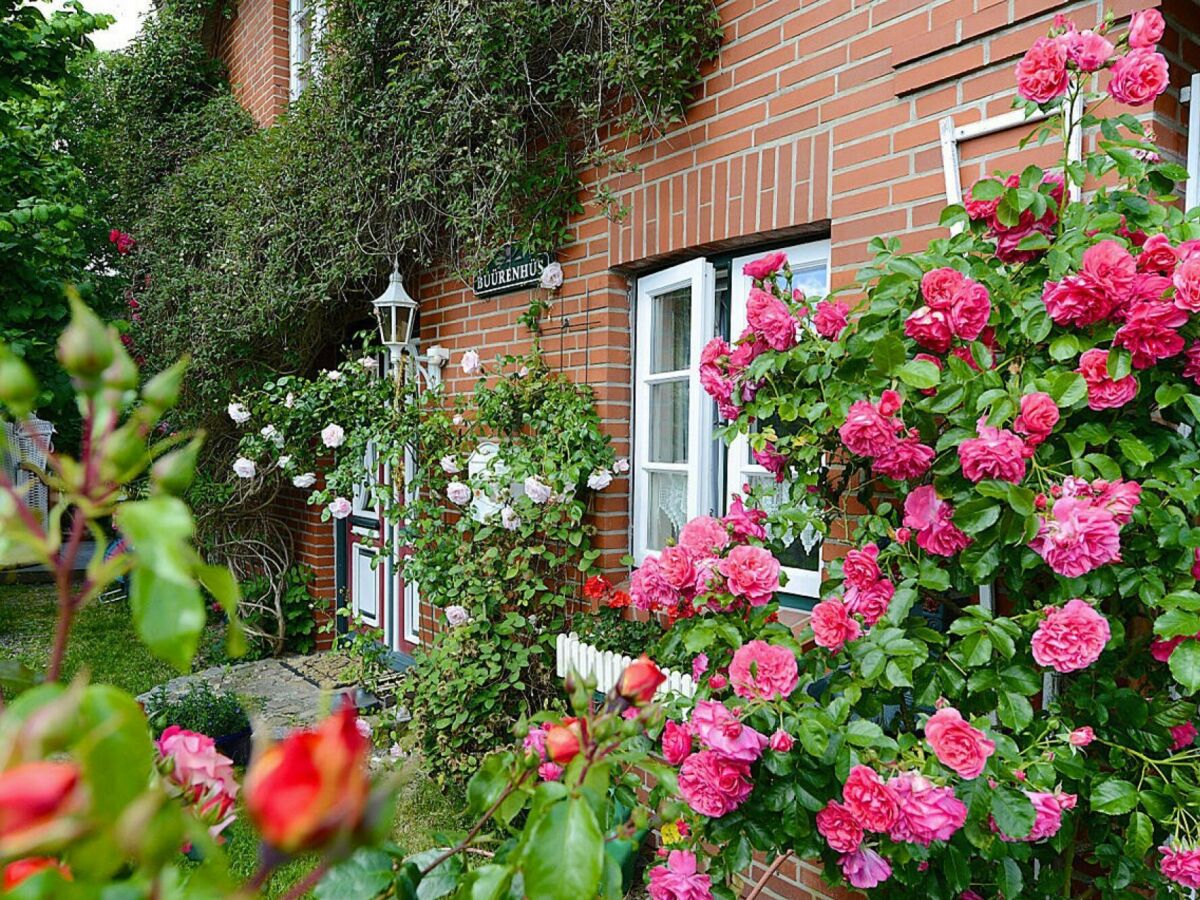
[745, 474, 821, 573]
[650, 287, 691, 373]
[789, 263, 828, 298]
[647, 470, 689, 550]
[648, 380, 688, 463]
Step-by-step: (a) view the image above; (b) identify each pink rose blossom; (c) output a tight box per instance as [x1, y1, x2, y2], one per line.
[661, 721, 693, 766]
[1171, 721, 1198, 751]
[1114, 300, 1188, 368]
[1160, 844, 1200, 889]
[631, 557, 678, 612]
[816, 800, 863, 853]
[1014, 392, 1059, 444]
[690, 701, 768, 763]
[810, 598, 862, 652]
[839, 847, 892, 889]
[708, 673, 727, 690]
[752, 443, 788, 483]
[1107, 48, 1169, 106]
[958, 418, 1027, 484]
[699, 338, 734, 408]
[1030, 498, 1122, 577]
[813, 300, 850, 339]
[1031, 598, 1111, 673]
[679, 516, 730, 558]
[887, 771, 968, 846]
[839, 399, 901, 457]
[1078, 348, 1139, 410]
[1139, 233, 1178, 275]
[1068, 726, 1095, 747]
[658, 545, 697, 591]
[904, 306, 954, 353]
[997, 791, 1077, 842]
[648, 849, 713, 900]
[1015, 37, 1069, 103]
[924, 707, 996, 779]
[691, 654, 708, 680]
[902, 486, 971, 557]
[841, 543, 895, 626]
[328, 497, 353, 519]
[677, 750, 753, 818]
[842, 765, 899, 832]
[1065, 28, 1113, 71]
[949, 281, 992, 341]
[743, 250, 788, 281]
[538, 762, 563, 781]
[1127, 9, 1165, 49]
[921, 268, 966, 309]
[156, 726, 239, 841]
[1184, 342, 1200, 385]
[729, 640, 798, 701]
[872, 430, 935, 481]
[842, 542, 883, 585]
[717, 545, 781, 606]
[724, 494, 768, 542]
[1081, 240, 1137, 307]
[1042, 276, 1112, 326]
[769, 729, 794, 752]
[1174, 256, 1200, 313]
[747, 287, 798, 352]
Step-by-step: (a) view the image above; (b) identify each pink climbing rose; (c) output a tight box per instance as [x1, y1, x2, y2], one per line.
[716, 545, 781, 606]
[1029, 498, 1122, 577]
[924, 707, 996, 779]
[690, 701, 768, 763]
[841, 765, 899, 833]
[816, 800, 863, 853]
[958, 418, 1027, 483]
[677, 751, 753, 818]
[728, 640, 798, 701]
[810, 598, 861, 653]
[887, 772, 968, 847]
[648, 850, 713, 900]
[902, 486, 971, 558]
[1030, 598, 1110, 673]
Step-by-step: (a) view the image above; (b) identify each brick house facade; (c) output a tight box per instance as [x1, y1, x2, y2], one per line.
[208, 1, 1200, 895]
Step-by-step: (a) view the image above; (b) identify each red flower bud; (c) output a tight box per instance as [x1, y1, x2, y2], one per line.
[0, 762, 84, 856]
[618, 655, 666, 704]
[544, 722, 582, 764]
[2, 858, 71, 890]
[244, 703, 370, 853]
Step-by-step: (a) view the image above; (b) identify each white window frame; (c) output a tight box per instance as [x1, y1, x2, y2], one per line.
[289, 0, 326, 101]
[351, 542, 380, 626]
[1185, 75, 1199, 213]
[632, 259, 715, 562]
[726, 241, 830, 600]
[400, 445, 421, 646]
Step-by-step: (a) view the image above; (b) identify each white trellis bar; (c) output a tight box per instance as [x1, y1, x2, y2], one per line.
[555, 632, 696, 699]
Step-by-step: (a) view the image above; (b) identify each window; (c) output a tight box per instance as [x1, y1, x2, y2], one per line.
[289, 0, 326, 101]
[632, 240, 831, 604]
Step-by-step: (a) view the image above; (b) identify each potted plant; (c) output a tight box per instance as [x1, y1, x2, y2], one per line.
[144, 681, 253, 766]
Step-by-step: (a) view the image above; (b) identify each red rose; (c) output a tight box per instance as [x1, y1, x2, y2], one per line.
[0, 762, 84, 856]
[545, 721, 583, 764]
[618, 655, 667, 704]
[2, 858, 71, 890]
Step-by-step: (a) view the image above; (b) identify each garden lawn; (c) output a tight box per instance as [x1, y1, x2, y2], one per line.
[0, 581, 176, 699]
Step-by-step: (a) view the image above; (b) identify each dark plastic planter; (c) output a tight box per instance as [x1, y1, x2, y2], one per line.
[215, 727, 252, 767]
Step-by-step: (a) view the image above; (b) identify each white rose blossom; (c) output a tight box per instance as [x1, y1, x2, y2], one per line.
[446, 481, 472, 505]
[539, 261, 564, 290]
[452, 414, 465, 426]
[284, 392, 295, 409]
[326, 370, 343, 381]
[360, 356, 379, 371]
[328, 497, 353, 519]
[292, 472, 317, 489]
[445, 605, 471, 627]
[461, 350, 482, 376]
[613, 457, 630, 475]
[523, 475, 552, 504]
[321, 423, 346, 448]
[440, 455, 461, 474]
[587, 469, 613, 491]
[260, 424, 284, 447]
[227, 402, 250, 424]
[277, 455, 292, 469]
[232, 457, 256, 479]
[501, 506, 521, 531]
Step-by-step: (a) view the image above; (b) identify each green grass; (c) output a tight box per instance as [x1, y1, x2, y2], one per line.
[0, 581, 176, 699]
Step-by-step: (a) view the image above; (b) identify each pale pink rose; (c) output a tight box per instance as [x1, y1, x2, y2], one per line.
[723, 494, 768, 541]
[872, 430, 935, 481]
[648, 849, 712, 900]
[1068, 726, 1095, 747]
[958, 418, 1027, 484]
[747, 287, 798, 352]
[1171, 721, 1197, 751]
[1015, 37, 1069, 103]
[1108, 48, 1169, 106]
[1127, 9, 1165, 49]
[661, 721, 693, 766]
[816, 800, 863, 853]
[728, 640, 798, 701]
[902, 485, 971, 557]
[658, 545, 697, 591]
[1065, 28, 1113, 70]
[810, 598, 861, 652]
[924, 707, 995, 779]
[839, 399, 901, 457]
[232, 457, 256, 479]
[156, 726, 239, 840]
[887, 771, 968, 846]
[1078, 348, 1139, 410]
[320, 423, 345, 448]
[328, 497, 352, 519]
[677, 750, 753, 817]
[1042, 276, 1112, 326]
[997, 791, 1077, 842]
[1013, 392, 1059, 444]
[904, 306, 954, 353]
[690, 701, 768, 763]
[717, 545, 781, 606]
[630, 557, 678, 612]
[523, 475, 553, 504]
[1139, 233, 1178, 275]
[1029, 498, 1122, 577]
[1114, 300, 1188, 368]
[692, 556, 719, 596]
[446, 481, 472, 505]
[839, 847, 892, 889]
[1174, 256, 1200, 313]
[461, 350, 482, 376]
[769, 729, 794, 752]
[842, 765, 899, 832]
[1160, 844, 1200, 889]
[1031, 598, 1111, 673]
[743, 250, 789, 281]
[678, 516, 730, 558]
[813, 300, 850, 339]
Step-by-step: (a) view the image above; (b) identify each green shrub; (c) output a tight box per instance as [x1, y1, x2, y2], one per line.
[144, 680, 249, 738]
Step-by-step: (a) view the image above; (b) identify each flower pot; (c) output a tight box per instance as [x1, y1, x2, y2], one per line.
[215, 727, 252, 767]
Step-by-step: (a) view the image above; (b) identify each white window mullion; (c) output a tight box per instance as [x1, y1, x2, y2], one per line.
[1185, 73, 1199, 213]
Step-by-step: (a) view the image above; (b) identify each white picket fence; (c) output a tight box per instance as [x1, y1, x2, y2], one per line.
[554, 632, 696, 699]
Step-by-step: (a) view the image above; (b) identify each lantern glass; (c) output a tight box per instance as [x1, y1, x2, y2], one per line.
[372, 267, 418, 352]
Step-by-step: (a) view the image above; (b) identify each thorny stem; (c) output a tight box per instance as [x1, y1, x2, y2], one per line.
[418, 769, 532, 877]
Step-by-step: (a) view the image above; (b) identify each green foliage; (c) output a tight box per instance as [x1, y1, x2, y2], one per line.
[239, 564, 317, 656]
[144, 680, 249, 738]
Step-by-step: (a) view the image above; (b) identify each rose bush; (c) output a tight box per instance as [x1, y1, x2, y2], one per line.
[638, 8, 1200, 897]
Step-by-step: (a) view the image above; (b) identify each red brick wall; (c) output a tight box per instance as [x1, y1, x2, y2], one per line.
[278, 478, 338, 649]
[212, 0, 290, 126]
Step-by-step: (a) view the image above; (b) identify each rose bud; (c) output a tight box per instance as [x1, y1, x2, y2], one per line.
[1068, 726, 1095, 747]
[618, 655, 666, 704]
[0, 762, 85, 857]
[244, 703, 370, 854]
[2, 858, 72, 890]
[769, 729, 795, 752]
[544, 721, 583, 764]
